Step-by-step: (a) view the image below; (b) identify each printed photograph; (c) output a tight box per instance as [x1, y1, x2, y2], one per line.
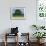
[10, 7, 25, 20]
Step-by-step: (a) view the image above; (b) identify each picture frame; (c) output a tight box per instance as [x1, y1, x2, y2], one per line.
[10, 7, 26, 20]
[37, 0, 46, 19]
[36, 0, 46, 26]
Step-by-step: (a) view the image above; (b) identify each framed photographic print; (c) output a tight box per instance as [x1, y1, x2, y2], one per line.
[10, 7, 25, 20]
[37, 0, 46, 19]
[36, 0, 46, 26]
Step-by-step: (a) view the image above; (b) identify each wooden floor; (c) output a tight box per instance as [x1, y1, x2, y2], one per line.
[0, 42, 46, 46]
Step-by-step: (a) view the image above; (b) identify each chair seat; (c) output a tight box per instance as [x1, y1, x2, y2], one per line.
[6, 33, 17, 36]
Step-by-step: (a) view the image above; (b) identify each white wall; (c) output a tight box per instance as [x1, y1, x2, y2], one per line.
[0, 0, 37, 42]
[0, 0, 36, 33]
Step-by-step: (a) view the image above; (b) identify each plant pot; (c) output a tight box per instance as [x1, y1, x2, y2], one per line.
[37, 39, 45, 44]
[37, 39, 40, 43]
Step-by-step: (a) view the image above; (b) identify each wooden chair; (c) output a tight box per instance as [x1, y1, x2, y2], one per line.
[18, 33, 30, 46]
[4, 33, 18, 46]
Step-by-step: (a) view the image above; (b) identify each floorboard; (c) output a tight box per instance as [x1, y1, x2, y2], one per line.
[0, 42, 46, 46]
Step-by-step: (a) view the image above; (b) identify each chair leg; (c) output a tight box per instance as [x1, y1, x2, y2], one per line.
[4, 33, 7, 46]
[4, 41, 7, 46]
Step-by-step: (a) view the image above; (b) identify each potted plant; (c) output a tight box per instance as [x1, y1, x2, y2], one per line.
[33, 32, 46, 43]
